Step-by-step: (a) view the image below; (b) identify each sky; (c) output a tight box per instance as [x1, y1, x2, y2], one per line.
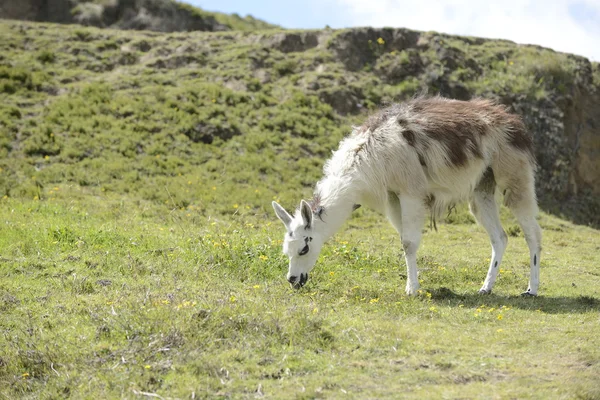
[187, 0, 600, 61]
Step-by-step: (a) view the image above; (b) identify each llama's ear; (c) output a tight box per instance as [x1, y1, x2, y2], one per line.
[300, 200, 313, 229]
[352, 204, 361, 212]
[272, 201, 292, 230]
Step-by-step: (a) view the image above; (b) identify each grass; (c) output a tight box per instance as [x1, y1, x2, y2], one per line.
[1, 19, 600, 398]
[1, 193, 599, 399]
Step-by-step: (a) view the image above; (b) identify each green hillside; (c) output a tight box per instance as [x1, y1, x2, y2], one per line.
[1, 21, 599, 221]
[1, 20, 599, 399]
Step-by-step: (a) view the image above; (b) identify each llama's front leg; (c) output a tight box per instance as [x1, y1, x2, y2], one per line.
[399, 195, 425, 296]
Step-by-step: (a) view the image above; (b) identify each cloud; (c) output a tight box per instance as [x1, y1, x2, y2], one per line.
[332, 0, 600, 61]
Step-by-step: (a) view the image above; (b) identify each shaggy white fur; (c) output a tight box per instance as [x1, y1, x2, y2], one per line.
[273, 96, 541, 296]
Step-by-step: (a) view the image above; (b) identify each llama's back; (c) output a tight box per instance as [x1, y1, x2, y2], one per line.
[349, 96, 536, 210]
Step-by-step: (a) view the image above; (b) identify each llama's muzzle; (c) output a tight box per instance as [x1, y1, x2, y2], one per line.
[288, 273, 308, 289]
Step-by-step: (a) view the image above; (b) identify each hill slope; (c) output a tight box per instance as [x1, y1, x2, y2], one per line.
[1, 20, 599, 224]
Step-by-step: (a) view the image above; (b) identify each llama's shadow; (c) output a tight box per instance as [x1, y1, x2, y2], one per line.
[427, 286, 600, 314]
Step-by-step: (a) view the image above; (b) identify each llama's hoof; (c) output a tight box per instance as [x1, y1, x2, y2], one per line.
[478, 288, 492, 295]
[521, 289, 537, 297]
[405, 285, 419, 296]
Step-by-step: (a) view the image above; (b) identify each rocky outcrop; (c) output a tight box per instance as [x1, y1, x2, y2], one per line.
[0, 0, 73, 24]
[0, 0, 270, 32]
[308, 28, 600, 223]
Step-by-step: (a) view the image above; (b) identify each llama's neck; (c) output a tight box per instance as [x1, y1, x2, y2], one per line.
[312, 174, 359, 239]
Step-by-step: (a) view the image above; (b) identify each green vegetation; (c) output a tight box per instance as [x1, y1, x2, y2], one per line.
[1, 190, 599, 398]
[1, 20, 599, 398]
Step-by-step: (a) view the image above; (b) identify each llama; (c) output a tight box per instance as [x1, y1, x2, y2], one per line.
[272, 96, 542, 296]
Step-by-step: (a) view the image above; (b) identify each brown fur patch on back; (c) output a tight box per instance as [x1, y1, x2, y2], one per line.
[358, 96, 534, 169]
[411, 97, 488, 167]
[474, 100, 534, 156]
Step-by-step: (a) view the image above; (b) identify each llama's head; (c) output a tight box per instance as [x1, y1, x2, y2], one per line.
[272, 200, 324, 289]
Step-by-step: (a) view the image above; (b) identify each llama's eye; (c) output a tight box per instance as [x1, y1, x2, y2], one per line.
[299, 244, 309, 256]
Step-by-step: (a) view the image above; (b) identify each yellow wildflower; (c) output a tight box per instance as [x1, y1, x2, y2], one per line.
[377, 37, 385, 45]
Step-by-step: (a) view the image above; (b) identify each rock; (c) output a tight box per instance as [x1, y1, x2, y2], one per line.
[264, 32, 319, 53]
[318, 86, 363, 115]
[184, 122, 241, 144]
[0, 0, 258, 33]
[328, 27, 420, 71]
[375, 49, 424, 84]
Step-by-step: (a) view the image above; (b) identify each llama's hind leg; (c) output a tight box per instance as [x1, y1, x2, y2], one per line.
[470, 188, 508, 295]
[506, 191, 542, 296]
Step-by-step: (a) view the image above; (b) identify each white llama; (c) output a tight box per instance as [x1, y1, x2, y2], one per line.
[272, 96, 542, 296]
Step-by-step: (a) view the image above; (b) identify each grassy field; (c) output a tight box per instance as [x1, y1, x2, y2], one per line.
[1, 19, 600, 399]
[1, 188, 599, 399]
